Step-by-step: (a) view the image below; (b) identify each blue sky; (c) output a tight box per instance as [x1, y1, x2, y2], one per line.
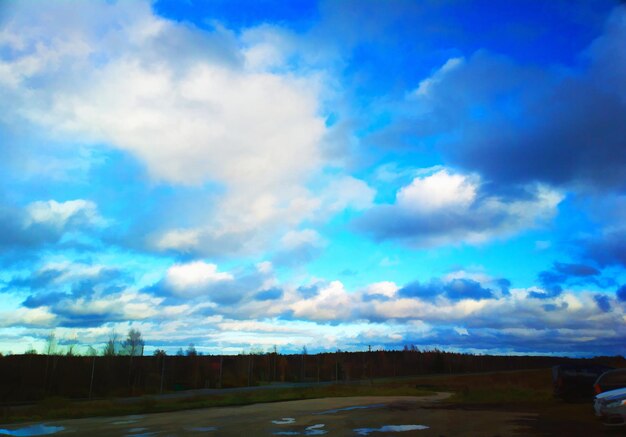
[1, 0, 625, 356]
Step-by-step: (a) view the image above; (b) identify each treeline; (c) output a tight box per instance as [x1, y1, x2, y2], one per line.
[1, 348, 623, 403]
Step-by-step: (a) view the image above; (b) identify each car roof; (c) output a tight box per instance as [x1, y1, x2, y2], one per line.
[596, 386, 626, 400]
[595, 368, 626, 384]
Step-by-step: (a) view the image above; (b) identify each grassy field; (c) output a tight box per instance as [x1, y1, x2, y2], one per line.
[1, 381, 434, 423]
[411, 368, 555, 404]
[1, 367, 606, 435]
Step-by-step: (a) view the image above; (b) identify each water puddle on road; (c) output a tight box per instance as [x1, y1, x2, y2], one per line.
[185, 426, 218, 432]
[304, 424, 327, 435]
[272, 424, 327, 436]
[0, 425, 65, 436]
[272, 418, 296, 425]
[353, 425, 429, 435]
[314, 403, 386, 415]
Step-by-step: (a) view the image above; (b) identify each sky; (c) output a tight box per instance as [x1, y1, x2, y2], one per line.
[0, 0, 625, 357]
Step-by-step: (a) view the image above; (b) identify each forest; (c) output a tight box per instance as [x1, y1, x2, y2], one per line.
[1, 339, 623, 404]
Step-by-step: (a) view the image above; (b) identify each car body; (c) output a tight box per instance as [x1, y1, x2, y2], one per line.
[594, 387, 626, 426]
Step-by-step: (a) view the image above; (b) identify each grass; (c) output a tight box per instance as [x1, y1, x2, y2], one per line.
[1, 381, 434, 424]
[1, 369, 563, 424]
[406, 368, 556, 405]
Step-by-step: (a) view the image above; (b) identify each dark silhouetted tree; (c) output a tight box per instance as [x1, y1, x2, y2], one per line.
[123, 329, 145, 356]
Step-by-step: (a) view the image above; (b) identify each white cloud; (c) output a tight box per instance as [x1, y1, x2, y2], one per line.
[280, 229, 324, 250]
[0, 0, 362, 258]
[165, 261, 233, 294]
[320, 176, 375, 213]
[26, 199, 103, 229]
[397, 170, 477, 212]
[155, 229, 201, 252]
[358, 167, 563, 247]
[442, 269, 491, 284]
[414, 57, 464, 97]
[0, 307, 56, 327]
[363, 281, 399, 298]
[291, 280, 353, 321]
[454, 327, 469, 336]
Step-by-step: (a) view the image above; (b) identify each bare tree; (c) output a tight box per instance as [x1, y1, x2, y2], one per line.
[103, 332, 118, 356]
[123, 329, 145, 356]
[186, 343, 197, 357]
[44, 331, 57, 355]
[65, 333, 79, 356]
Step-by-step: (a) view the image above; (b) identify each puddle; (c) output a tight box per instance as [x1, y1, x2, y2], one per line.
[354, 425, 429, 435]
[304, 424, 327, 435]
[125, 432, 158, 437]
[0, 425, 65, 436]
[128, 428, 147, 433]
[272, 418, 296, 425]
[315, 403, 386, 415]
[185, 427, 217, 432]
[272, 424, 327, 436]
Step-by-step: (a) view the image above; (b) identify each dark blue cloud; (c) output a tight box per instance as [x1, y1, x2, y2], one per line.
[444, 279, 494, 300]
[594, 294, 612, 313]
[368, 6, 626, 196]
[399, 278, 493, 301]
[5, 268, 63, 290]
[353, 199, 523, 247]
[553, 262, 600, 277]
[0, 206, 61, 250]
[542, 302, 568, 312]
[534, 260, 609, 299]
[617, 285, 626, 302]
[22, 292, 69, 308]
[398, 280, 442, 299]
[579, 230, 626, 268]
[529, 287, 562, 300]
[254, 287, 283, 301]
[496, 278, 511, 296]
[536, 270, 565, 298]
[400, 323, 623, 356]
[297, 283, 324, 299]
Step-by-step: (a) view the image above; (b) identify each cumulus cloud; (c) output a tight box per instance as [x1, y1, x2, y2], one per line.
[0, 0, 372, 259]
[272, 228, 326, 266]
[25, 199, 103, 229]
[398, 278, 494, 301]
[165, 261, 233, 295]
[291, 281, 353, 321]
[393, 6, 626, 194]
[5, 256, 625, 355]
[0, 199, 104, 254]
[578, 229, 626, 269]
[356, 169, 562, 247]
[396, 169, 476, 212]
[363, 281, 399, 300]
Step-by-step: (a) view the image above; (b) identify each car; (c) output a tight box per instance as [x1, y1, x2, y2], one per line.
[594, 387, 626, 426]
[552, 364, 613, 400]
[594, 369, 626, 395]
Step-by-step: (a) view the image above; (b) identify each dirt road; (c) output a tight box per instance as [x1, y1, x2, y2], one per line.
[0, 393, 550, 436]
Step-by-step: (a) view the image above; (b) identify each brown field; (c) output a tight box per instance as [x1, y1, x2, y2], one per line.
[1, 368, 623, 436]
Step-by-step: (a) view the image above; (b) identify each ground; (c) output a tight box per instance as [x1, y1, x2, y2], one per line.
[1, 369, 624, 436]
[1, 393, 622, 436]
